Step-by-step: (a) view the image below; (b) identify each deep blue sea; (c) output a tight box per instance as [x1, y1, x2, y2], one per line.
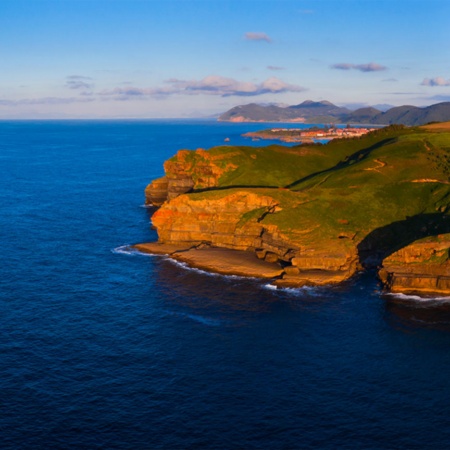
[2, 120, 450, 449]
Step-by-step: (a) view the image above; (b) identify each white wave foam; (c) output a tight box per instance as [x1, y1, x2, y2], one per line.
[264, 284, 278, 291]
[263, 283, 325, 297]
[166, 258, 258, 280]
[111, 245, 153, 256]
[385, 292, 450, 303]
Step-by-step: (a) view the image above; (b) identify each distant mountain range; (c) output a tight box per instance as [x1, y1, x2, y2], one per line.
[218, 100, 450, 126]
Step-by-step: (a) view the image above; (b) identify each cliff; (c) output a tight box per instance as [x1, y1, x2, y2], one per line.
[140, 123, 450, 292]
[379, 234, 450, 294]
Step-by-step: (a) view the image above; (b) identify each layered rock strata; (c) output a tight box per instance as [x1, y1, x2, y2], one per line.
[145, 148, 239, 206]
[379, 234, 450, 294]
[139, 124, 450, 290]
[148, 189, 359, 286]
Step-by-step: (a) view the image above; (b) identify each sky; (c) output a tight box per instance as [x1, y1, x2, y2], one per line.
[1, 0, 449, 119]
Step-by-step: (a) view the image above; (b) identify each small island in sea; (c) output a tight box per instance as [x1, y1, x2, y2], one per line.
[136, 121, 450, 296]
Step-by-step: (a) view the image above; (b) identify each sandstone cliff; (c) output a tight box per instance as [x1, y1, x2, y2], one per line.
[145, 148, 241, 206]
[149, 187, 360, 286]
[379, 234, 450, 294]
[140, 124, 450, 291]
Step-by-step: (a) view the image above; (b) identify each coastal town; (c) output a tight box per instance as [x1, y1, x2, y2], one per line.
[243, 125, 379, 143]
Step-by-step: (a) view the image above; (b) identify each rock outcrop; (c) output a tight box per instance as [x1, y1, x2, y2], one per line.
[379, 234, 450, 294]
[151, 190, 281, 251]
[145, 148, 240, 206]
[149, 189, 359, 286]
[139, 123, 450, 291]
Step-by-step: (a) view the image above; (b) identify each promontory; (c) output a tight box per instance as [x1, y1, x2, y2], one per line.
[136, 122, 450, 295]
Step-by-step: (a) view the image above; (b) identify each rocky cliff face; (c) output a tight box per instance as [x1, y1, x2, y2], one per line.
[141, 124, 450, 290]
[152, 190, 282, 251]
[151, 189, 359, 285]
[379, 234, 450, 294]
[145, 148, 240, 206]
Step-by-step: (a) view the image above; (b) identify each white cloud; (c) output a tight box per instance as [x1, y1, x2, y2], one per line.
[421, 77, 450, 87]
[331, 62, 387, 72]
[169, 75, 305, 97]
[99, 75, 306, 99]
[0, 97, 95, 106]
[3, 75, 306, 107]
[244, 32, 272, 43]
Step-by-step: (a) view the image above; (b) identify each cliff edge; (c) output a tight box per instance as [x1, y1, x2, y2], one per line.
[139, 123, 450, 292]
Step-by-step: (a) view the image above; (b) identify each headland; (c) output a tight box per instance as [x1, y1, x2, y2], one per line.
[137, 122, 450, 294]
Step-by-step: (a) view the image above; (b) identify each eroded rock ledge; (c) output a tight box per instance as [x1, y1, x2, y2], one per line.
[379, 234, 450, 295]
[139, 125, 450, 292]
[140, 188, 358, 287]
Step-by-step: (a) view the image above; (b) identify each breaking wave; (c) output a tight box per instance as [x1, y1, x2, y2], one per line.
[263, 283, 326, 297]
[165, 258, 259, 280]
[385, 292, 450, 305]
[112, 245, 153, 256]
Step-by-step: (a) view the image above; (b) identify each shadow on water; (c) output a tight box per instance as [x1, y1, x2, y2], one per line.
[382, 293, 450, 332]
[356, 212, 450, 329]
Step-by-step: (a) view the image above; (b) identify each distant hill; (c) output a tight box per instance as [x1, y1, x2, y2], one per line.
[218, 100, 450, 125]
[218, 100, 351, 123]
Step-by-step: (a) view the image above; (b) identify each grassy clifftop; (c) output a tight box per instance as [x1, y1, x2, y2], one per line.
[147, 123, 450, 288]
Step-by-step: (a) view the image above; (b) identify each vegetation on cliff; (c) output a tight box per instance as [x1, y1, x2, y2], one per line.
[143, 123, 450, 292]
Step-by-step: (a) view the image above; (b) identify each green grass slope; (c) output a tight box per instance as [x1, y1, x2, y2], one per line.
[179, 124, 450, 262]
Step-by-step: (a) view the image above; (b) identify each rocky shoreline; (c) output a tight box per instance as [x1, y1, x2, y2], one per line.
[138, 123, 450, 295]
[134, 242, 356, 288]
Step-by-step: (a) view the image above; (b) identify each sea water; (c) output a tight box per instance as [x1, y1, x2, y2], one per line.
[1, 120, 450, 449]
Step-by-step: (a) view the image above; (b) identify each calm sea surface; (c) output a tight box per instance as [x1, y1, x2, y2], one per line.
[2, 120, 450, 449]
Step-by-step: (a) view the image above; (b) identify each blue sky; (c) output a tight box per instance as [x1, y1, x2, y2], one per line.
[1, 0, 449, 118]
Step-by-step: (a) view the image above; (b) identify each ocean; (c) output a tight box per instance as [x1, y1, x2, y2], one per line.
[2, 120, 450, 449]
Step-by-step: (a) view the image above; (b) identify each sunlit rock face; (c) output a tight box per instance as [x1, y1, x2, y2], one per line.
[379, 234, 450, 294]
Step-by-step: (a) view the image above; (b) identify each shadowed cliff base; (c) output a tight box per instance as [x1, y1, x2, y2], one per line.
[357, 213, 450, 267]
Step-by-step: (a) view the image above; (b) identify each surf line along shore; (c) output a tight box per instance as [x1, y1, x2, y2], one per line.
[133, 243, 348, 287]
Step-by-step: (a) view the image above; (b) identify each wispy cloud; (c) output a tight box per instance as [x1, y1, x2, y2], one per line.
[382, 78, 398, 82]
[99, 87, 156, 97]
[386, 92, 420, 95]
[331, 62, 387, 72]
[426, 94, 450, 102]
[99, 75, 306, 99]
[65, 75, 94, 90]
[0, 96, 95, 106]
[3, 75, 306, 106]
[421, 77, 450, 87]
[169, 75, 305, 97]
[244, 32, 272, 43]
[267, 65, 284, 71]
